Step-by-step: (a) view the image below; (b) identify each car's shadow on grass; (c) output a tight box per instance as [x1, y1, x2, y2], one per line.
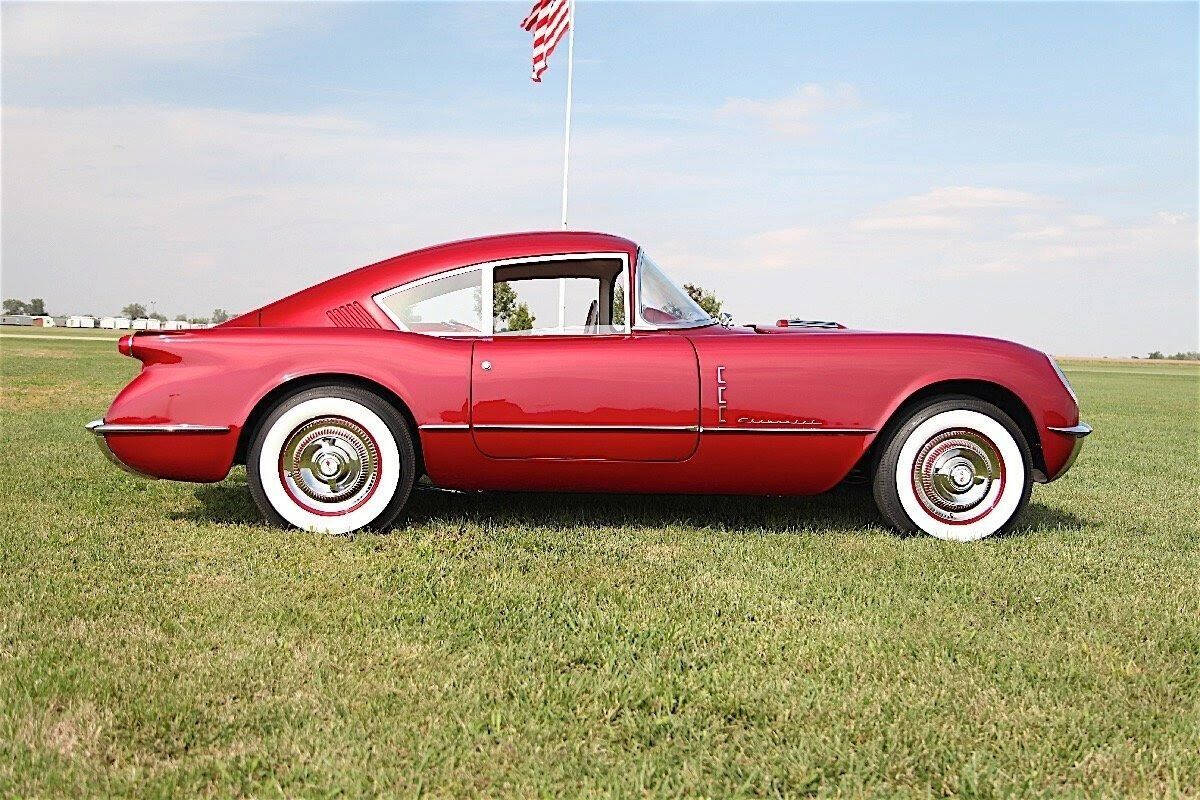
[177, 478, 1089, 538]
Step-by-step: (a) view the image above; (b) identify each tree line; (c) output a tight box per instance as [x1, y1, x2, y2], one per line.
[2, 298, 230, 325]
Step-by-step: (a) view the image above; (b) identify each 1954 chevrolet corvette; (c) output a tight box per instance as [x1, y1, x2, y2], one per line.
[88, 231, 1090, 541]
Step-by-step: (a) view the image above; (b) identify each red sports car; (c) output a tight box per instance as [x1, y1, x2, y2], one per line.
[88, 231, 1090, 541]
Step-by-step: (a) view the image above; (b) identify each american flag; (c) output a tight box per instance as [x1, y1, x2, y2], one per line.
[521, 0, 572, 82]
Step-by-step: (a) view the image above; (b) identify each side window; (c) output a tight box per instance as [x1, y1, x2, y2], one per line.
[377, 268, 483, 334]
[492, 259, 627, 336]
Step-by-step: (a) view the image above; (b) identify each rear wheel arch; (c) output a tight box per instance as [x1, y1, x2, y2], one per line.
[235, 373, 424, 476]
[860, 379, 1046, 480]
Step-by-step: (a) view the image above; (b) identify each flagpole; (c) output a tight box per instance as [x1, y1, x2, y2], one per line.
[560, 0, 575, 230]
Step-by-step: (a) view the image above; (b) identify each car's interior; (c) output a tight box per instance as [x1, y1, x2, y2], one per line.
[491, 258, 626, 335]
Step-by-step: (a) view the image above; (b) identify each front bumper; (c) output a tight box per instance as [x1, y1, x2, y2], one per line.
[1043, 422, 1092, 482]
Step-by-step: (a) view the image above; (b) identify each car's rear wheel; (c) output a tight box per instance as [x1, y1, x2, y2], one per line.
[872, 396, 1032, 541]
[247, 385, 415, 534]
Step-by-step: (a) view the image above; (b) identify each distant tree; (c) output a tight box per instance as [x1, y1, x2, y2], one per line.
[683, 284, 723, 318]
[1170, 351, 1200, 361]
[492, 281, 518, 324]
[1148, 351, 1165, 360]
[175, 314, 188, 322]
[149, 312, 168, 322]
[122, 303, 147, 319]
[3, 299, 28, 315]
[211, 308, 230, 324]
[505, 302, 536, 332]
[27, 298, 47, 316]
[612, 284, 626, 325]
[489, 281, 534, 331]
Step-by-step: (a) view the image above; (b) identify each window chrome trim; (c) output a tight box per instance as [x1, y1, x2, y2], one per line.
[371, 252, 632, 337]
[86, 420, 230, 435]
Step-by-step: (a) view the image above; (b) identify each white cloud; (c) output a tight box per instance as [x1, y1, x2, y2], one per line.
[0, 105, 567, 315]
[1, 3, 318, 62]
[647, 186, 1196, 353]
[889, 185, 1049, 213]
[716, 83, 874, 136]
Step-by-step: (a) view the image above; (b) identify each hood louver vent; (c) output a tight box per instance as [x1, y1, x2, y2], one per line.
[326, 301, 382, 329]
[786, 319, 844, 329]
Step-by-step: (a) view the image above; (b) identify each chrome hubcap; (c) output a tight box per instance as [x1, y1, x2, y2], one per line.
[281, 417, 379, 508]
[912, 429, 1004, 522]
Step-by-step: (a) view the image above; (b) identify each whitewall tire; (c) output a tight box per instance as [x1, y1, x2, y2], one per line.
[247, 385, 415, 534]
[872, 397, 1032, 541]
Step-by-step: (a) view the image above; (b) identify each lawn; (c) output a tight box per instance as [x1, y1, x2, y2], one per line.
[2, 331, 1197, 798]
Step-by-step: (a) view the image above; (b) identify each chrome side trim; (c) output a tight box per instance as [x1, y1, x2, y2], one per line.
[1047, 422, 1092, 439]
[419, 423, 470, 431]
[86, 420, 230, 435]
[701, 426, 875, 435]
[473, 423, 700, 432]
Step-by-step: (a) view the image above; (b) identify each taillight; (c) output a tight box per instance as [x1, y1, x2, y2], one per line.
[118, 334, 135, 358]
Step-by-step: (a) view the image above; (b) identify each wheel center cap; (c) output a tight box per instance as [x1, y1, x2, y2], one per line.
[318, 455, 340, 477]
[950, 463, 974, 489]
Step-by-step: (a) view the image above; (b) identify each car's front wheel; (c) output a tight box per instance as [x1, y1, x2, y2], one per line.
[247, 385, 415, 534]
[872, 396, 1032, 541]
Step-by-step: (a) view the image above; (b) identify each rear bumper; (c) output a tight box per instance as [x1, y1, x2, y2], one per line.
[86, 419, 155, 478]
[1042, 422, 1092, 482]
[86, 419, 233, 480]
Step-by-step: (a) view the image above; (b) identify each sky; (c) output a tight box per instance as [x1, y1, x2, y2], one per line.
[1, 1, 1196, 356]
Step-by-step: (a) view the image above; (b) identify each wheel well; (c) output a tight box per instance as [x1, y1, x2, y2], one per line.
[856, 379, 1046, 479]
[234, 374, 425, 475]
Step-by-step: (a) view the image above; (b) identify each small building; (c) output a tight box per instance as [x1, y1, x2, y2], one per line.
[114, 317, 131, 329]
[99, 317, 116, 329]
[1, 314, 34, 326]
[67, 315, 96, 328]
[162, 320, 191, 331]
[31, 316, 56, 327]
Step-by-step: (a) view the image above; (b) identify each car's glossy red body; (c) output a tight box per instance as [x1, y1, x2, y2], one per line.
[96, 232, 1084, 494]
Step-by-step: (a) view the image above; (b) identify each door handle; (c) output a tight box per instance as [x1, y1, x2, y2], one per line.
[480, 360, 492, 371]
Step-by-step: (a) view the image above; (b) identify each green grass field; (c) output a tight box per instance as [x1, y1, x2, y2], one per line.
[2, 330, 1198, 798]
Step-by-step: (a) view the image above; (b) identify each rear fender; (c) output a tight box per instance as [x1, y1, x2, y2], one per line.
[102, 329, 471, 482]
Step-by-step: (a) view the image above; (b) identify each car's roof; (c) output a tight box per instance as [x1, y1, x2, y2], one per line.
[227, 231, 639, 329]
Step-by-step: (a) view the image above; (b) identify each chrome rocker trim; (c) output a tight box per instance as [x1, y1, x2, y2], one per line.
[418, 422, 874, 435]
[1047, 422, 1092, 438]
[701, 426, 875, 435]
[472, 423, 700, 432]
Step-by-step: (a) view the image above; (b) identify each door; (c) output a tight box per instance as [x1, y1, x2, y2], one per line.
[471, 336, 700, 461]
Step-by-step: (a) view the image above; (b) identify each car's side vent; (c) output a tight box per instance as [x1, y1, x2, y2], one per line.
[326, 301, 382, 329]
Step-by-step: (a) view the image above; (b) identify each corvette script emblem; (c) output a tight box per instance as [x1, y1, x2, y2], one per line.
[737, 417, 824, 426]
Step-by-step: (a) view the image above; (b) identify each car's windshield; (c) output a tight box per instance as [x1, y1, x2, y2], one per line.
[636, 251, 714, 328]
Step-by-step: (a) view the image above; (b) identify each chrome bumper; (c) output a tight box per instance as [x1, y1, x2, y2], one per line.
[85, 419, 231, 478]
[1043, 421, 1092, 482]
[1047, 423, 1092, 438]
[86, 419, 153, 477]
